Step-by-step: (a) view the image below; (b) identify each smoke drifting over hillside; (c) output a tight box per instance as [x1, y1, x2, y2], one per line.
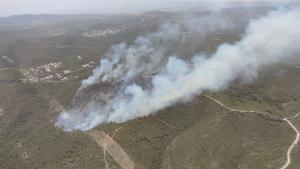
[56, 5, 300, 131]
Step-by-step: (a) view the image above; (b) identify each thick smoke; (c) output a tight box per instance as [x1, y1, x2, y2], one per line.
[56, 6, 300, 131]
[80, 14, 238, 89]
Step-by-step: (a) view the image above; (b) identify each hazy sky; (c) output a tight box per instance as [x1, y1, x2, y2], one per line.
[0, 0, 295, 17]
[0, 0, 196, 16]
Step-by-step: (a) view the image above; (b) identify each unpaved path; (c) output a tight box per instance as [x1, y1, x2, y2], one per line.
[102, 143, 109, 169]
[203, 95, 300, 169]
[280, 112, 300, 169]
[153, 118, 176, 129]
[203, 95, 282, 121]
[89, 130, 135, 169]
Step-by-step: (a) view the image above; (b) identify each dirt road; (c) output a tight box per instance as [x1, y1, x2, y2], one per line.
[89, 130, 135, 169]
[204, 95, 299, 169]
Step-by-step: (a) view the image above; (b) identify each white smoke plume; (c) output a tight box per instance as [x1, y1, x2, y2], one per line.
[56, 6, 300, 131]
[80, 13, 239, 89]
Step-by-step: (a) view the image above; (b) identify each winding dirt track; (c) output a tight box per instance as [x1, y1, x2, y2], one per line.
[88, 130, 135, 169]
[280, 112, 300, 169]
[203, 95, 282, 121]
[203, 95, 300, 169]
